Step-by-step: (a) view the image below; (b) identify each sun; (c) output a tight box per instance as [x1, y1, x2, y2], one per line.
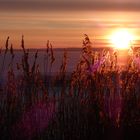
[110, 29, 134, 50]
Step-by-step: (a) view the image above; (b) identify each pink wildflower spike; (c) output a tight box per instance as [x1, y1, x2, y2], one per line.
[90, 61, 100, 73]
[89, 56, 106, 73]
[100, 56, 106, 65]
[133, 56, 140, 70]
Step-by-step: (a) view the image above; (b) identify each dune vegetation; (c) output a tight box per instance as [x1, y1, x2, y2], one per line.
[0, 35, 140, 140]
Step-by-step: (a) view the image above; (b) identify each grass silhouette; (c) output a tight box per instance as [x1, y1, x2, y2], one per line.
[0, 35, 140, 140]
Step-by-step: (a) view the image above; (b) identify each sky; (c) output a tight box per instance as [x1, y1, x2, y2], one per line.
[0, 0, 140, 48]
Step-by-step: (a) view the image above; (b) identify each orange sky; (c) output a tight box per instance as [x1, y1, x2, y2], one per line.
[0, 0, 140, 48]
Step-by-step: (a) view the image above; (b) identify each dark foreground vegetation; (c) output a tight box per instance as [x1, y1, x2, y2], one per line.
[0, 35, 140, 140]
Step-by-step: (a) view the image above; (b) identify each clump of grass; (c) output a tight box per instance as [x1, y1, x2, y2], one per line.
[0, 35, 140, 139]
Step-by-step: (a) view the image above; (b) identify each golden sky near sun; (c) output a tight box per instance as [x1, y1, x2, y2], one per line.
[0, 1, 140, 48]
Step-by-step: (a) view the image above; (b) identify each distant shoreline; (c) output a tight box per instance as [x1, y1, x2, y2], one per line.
[0, 47, 115, 52]
[1, 47, 140, 52]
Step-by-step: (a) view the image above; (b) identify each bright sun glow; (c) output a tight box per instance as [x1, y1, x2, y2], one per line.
[110, 29, 134, 50]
